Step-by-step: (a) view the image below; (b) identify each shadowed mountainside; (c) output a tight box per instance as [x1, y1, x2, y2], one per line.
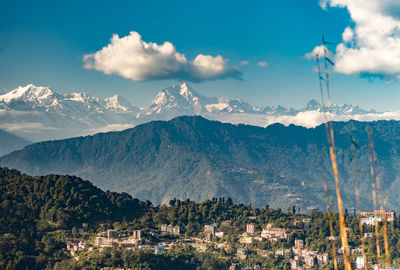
[0, 129, 31, 156]
[2, 116, 400, 211]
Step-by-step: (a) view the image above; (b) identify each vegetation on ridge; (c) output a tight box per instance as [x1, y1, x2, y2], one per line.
[2, 116, 400, 211]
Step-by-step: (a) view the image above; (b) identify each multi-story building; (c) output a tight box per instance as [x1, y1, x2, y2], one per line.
[361, 216, 382, 226]
[204, 224, 216, 235]
[172, 225, 180, 236]
[356, 256, 365, 269]
[261, 223, 288, 241]
[107, 230, 118, 239]
[360, 210, 396, 222]
[160, 224, 180, 235]
[294, 239, 304, 250]
[132, 230, 141, 239]
[246, 223, 256, 234]
[94, 237, 117, 248]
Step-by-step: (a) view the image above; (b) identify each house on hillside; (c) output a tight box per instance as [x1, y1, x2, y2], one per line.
[261, 223, 288, 241]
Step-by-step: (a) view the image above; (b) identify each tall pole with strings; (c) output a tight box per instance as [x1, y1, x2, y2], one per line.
[315, 36, 351, 270]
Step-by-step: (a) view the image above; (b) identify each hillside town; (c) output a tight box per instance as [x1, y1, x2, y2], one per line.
[65, 209, 398, 270]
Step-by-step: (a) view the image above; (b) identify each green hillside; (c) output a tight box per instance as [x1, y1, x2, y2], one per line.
[2, 116, 400, 211]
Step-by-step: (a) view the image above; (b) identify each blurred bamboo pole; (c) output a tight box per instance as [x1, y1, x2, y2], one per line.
[315, 44, 351, 269]
[319, 153, 338, 270]
[350, 134, 368, 270]
[368, 142, 382, 266]
[368, 127, 391, 267]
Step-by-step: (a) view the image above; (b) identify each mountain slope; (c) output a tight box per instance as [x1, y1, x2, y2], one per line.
[0, 129, 31, 156]
[2, 116, 399, 211]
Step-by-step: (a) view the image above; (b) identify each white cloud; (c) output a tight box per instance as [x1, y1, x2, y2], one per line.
[240, 60, 250, 66]
[342, 27, 354, 43]
[0, 122, 58, 132]
[321, 0, 400, 78]
[257, 61, 269, 67]
[319, 0, 328, 10]
[83, 31, 241, 82]
[206, 110, 400, 129]
[267, 111, 400, 128]
[191, 54, 232, 80]
[87, 123, 134, 134]
[304, 45, 331, 59]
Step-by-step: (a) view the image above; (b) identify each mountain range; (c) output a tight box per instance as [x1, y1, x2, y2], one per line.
[3, 115, 400, 211]
[1, 82, 396, 142]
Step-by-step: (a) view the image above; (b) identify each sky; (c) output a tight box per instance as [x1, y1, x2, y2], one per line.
[1, 0, 400, 111]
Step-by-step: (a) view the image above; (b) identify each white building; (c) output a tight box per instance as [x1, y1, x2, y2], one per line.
[246, 223, 256, 234]
[361, 216, 382, 226]
[356, 256, 365, 269]
[261, 223, 288, 241]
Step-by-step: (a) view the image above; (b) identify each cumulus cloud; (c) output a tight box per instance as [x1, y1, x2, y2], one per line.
[320, 0, 400, 78]
[240, 60, 250, 66]
[83, 31, 241, 82]
[257, 61, 269, 67]
[304, 45, 332, 59]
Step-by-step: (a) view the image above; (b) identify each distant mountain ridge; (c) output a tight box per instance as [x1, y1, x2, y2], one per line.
[140, 83, 375, 119]
[3, 116, 400, 211]
[0, 82, 393, 142]
[0, 84, 139, 141]
[0, 129, 31, 156]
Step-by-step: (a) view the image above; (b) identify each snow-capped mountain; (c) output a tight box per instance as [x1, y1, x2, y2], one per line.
[140, 83, 377, 118]
[141, 82, 215, 117]
[141, 82, 287, 119]
[0, 84, 139, 141]
[0, 82, 397, 143]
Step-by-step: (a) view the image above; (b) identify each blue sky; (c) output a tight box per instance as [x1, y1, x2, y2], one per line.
[1, 0, 400, 110]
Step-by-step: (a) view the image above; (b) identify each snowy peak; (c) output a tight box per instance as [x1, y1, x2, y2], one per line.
[64, 92, 94, 103]
[145, 82, 215, 115]
[0, 84, 55, 103]
[0, 84, 63, 111]
[104, 94, 136, 112]
[305, 99, 321, 111]
[178, 82, 194, 101]
[146, 82, 262, 116]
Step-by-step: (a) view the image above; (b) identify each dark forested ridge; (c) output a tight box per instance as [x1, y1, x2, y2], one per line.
[2, 116, 400, 210]
[0, 167, 147, 269]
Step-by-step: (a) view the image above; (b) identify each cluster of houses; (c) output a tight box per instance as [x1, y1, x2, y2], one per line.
[66, 223, 184, 258]
[93, 229, 142, 249]
[66, 240, 93, 257]
[235, 221, 330, 269]
[260, 223, 289, 241]
[203, 224, 225, 238]
[64, 210, 398, 269]
[160, 224, 180, 236]
[289, 239, 330, 269]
